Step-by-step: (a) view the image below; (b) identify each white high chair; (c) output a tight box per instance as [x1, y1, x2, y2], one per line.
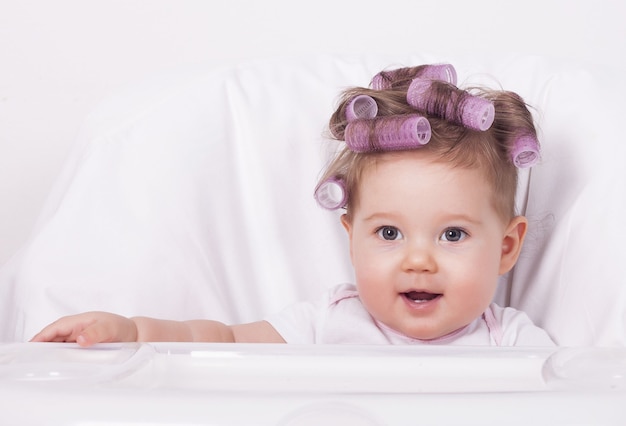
[1, 53, 625, 425]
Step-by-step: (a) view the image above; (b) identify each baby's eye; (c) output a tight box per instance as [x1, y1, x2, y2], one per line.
[440, 228, 467, 242]
[377, 226, 403, 241]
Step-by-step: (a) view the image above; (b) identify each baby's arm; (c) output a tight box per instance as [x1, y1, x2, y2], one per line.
[30, 312, 285, 346]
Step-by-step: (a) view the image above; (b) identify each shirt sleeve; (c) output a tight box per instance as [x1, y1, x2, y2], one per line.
[496, 305, 556, 346]
[264, 288, 331, 343]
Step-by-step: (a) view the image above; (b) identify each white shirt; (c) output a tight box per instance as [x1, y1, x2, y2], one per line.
[266, 284, 555, 346]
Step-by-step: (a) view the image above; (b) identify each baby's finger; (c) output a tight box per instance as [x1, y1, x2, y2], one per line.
[30, 320, 85, 343]
[75, 317, 126, 346]
[74, 323, 108, 347]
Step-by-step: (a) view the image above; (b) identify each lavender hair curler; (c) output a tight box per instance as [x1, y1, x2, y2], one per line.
[370, 64, 457, 90]
[419, 63, 457, 85]
[345, 95, 378, 122]
[407, 78, 495, 131]
[510, 134, 540, 168]
[314, 177, 347, 210]
[370, 73, 393, 90]
[345, 114, 431, 152]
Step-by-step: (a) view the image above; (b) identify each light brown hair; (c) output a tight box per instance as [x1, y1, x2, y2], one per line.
[318, 65, 539, 221]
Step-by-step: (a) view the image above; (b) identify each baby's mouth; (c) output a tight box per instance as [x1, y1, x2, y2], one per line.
[402, 291, 442, 303]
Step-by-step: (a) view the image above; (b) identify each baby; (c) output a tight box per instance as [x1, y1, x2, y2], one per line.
[31, 63, 555, 346]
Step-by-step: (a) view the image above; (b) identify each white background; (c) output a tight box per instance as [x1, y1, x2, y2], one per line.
[1, 0, 625, 266]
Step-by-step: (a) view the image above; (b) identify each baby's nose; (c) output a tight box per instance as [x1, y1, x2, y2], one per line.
[401, 240, 437, 273]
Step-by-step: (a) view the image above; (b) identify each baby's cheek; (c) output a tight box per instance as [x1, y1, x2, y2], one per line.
[353, 256, 383, 280]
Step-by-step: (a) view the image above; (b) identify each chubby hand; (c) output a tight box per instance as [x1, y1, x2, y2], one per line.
[30, 312, 138, 347]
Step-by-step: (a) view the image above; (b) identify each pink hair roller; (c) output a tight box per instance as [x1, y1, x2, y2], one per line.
[314, 177, 347, 210]
[345, 95, 378, 122]
[511, 134, 540, 168]
[370, 73, 392, 90]
[407, 78, 495, 131]
[419, 63, 457, 85]
[370, 64, 457, 90]
[345, 114, 431, 152]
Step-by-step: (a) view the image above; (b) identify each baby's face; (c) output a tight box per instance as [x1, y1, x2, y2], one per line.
[342, 151, 524, 340]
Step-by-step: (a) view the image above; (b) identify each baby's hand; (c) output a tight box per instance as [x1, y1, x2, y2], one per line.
[30, 312, 138, 347]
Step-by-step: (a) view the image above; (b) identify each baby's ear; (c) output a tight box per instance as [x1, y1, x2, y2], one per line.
[340, 213, 352, 235]
[499, 216, 528, 275]
[340, 214, 355, 263]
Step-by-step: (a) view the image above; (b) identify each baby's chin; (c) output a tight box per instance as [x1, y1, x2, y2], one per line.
[396, 320, 470, 342]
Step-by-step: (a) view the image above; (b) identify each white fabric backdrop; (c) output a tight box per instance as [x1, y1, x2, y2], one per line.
[2, 0, 625, 266]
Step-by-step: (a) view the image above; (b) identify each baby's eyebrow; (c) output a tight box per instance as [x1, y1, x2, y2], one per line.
[442, 213, 483, 224]
[358, 212, 487, 230]
[359, 212, 400, 223]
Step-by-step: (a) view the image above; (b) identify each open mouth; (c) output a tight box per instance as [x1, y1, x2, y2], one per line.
[402, 291, 442, 303]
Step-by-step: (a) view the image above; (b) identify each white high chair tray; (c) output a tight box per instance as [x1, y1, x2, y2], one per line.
[1, 343, 624, 425]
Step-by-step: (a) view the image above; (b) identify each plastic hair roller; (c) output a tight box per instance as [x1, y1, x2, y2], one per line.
[419, 63, 457, 85]
[370, 64, 457, 90]
[345, 114, 431, 152]
[407, 78, 495, 131]
[345, 95, 378, 122]
[511, 134, 540, 168]
[370, 72, 393, 90]
[314, 177, 347, 210]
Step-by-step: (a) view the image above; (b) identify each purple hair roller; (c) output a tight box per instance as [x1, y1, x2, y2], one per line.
[511, 134, 540, 168]
[345, 114, 431, 152]
[370, 73, 392, 90]
[345, 95, 378, 122]
[314, 177, 347, 210]
[407, 78, 495, 131]
[370, 64, 457, 90]
[419, 63, 457, 85]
